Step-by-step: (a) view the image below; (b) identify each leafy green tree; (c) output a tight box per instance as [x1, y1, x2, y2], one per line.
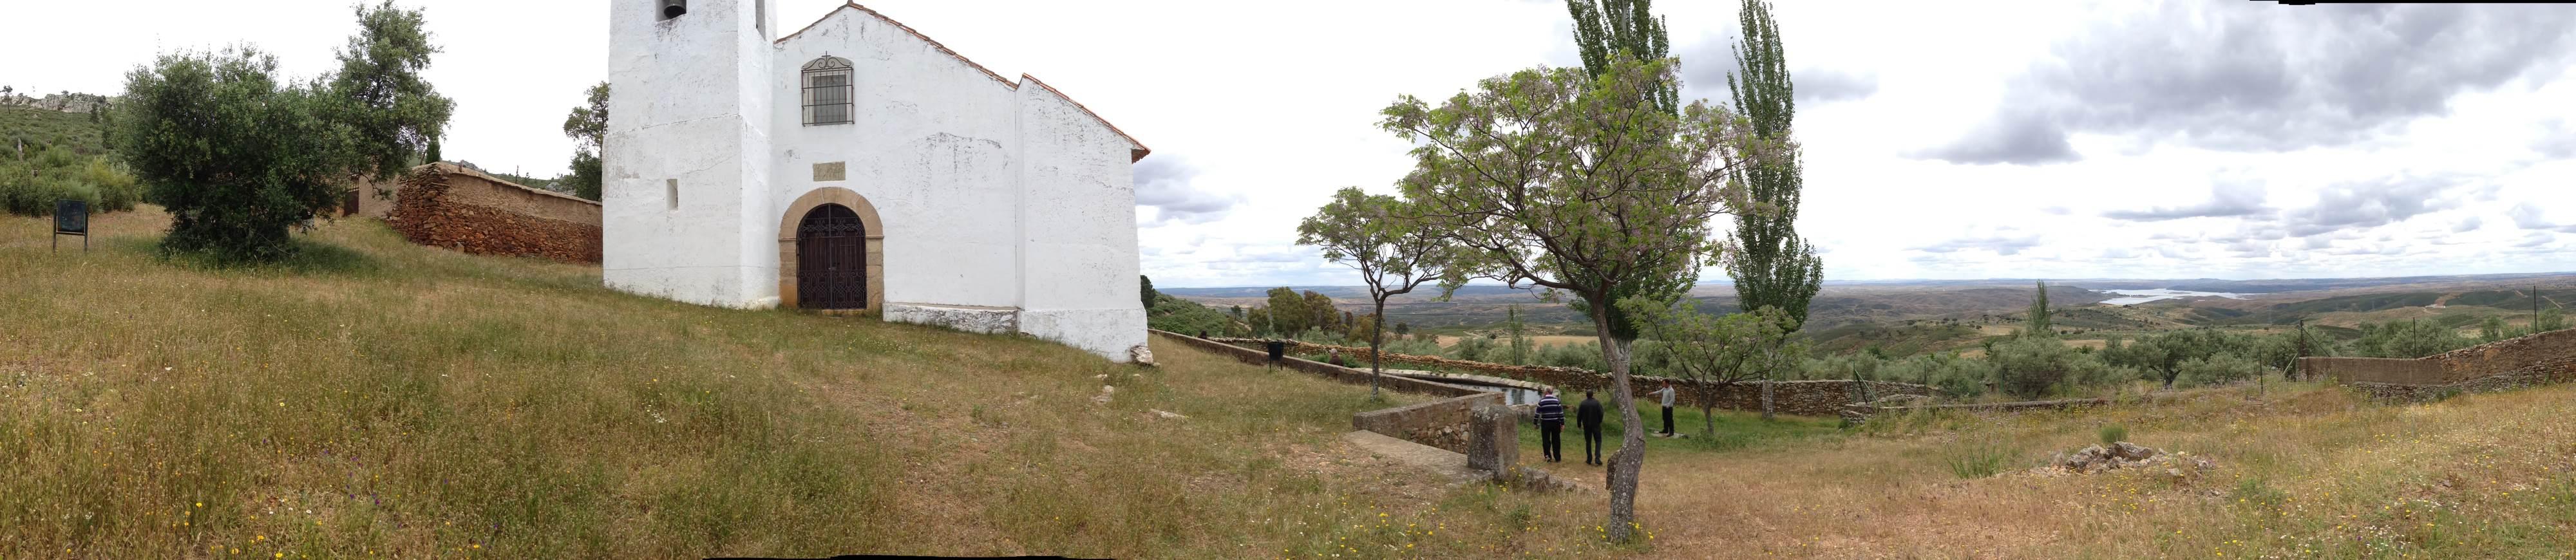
[1264, 287, 1309, 336]
[1303, 291, 1340, 336]
[561, 81, 607, 200]
[1298, 187, 1457, 395]
[1720, 0, 1824, 329]
[1381, 57, 1778, 540]
[327, 1, 455, 182]
[2026, 281, 2052, 337]
[2481, 315, 2510, 342]
[1139, 275, 1158, 311]
[1565, 0, 1674, 116]
[1988, 336, 2102, 398]
[114, 48, 354, 263]
[1622, 298, 1804, 429]
[1560, 0, 1685, 348]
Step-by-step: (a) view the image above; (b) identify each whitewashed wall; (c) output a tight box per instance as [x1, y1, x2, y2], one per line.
[603, 0, 775, 308]
[610, 2, 1146, 361]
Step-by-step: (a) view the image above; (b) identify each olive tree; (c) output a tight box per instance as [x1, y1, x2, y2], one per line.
[114, 48, 355, 263]
[1379, 57, 1779, 541]
[1296, 187, 1454, 396]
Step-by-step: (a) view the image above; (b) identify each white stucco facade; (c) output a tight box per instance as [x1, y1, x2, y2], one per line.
[603, 1, 1150, 362]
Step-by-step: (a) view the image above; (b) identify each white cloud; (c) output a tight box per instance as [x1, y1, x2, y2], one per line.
[10, 0, 2572, 286]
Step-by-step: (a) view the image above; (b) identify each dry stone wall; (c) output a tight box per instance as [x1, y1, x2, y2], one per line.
[2300, 329, 2576, 400]
[1351, 392, 1504, 453]
[386, 163, 602, 265]
[1215, 337, 1932, 417]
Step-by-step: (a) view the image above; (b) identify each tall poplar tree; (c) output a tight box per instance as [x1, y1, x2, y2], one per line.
[1563, 0, 1688, 344]
[1721, 0, 1824, 328]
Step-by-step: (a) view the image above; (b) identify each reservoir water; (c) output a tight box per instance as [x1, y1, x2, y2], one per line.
[2098, 288, 2248, 305]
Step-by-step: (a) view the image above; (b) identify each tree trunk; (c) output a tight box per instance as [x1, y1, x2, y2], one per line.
[1759, 378, 1777, 421]
[1595, 304, 1646, 543]
[1370, 298, 1387, 397]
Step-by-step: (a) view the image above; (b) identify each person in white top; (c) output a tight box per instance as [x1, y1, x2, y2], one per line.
[1649, 382, 1677, 436]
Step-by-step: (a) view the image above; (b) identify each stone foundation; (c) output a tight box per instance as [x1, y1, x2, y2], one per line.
[886, 303, 1019, 335]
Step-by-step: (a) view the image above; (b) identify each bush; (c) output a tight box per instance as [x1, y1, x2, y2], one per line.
[2347, 319, 2475, 359]
[2098, 424, 2126, 447]
[1449, 335, 1496, 362]
[114, 48, 357, 263]
[1531, 341, 1605, 371]
[1987, 337, 2113, 399]
[2177, 354, 2264, 387]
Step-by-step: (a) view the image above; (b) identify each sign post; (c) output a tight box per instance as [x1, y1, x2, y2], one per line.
[53, 199, 87, 252]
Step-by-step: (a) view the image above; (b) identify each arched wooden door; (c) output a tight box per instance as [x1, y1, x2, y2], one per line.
[796, 203, 867, 310]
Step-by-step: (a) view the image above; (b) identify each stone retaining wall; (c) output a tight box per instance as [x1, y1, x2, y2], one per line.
[1150, 331, 1485, 398]
[1351, 392, 1504, 453]
[386, 163, 602, 265]
[1209, 337, 1932, 417]
[2298, 328, 2576, 400]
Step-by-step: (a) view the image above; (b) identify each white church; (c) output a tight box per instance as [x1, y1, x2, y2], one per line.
[603, 1, 1151, 362]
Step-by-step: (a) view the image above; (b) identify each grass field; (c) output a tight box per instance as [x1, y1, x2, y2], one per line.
[0, 208, 1607, 558]
[6, 208, 2572, 557]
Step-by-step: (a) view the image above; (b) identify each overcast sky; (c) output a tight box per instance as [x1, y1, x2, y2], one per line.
[5, 1, 2573, 287]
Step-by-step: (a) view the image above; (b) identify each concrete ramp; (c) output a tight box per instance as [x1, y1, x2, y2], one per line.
[1340, 431, 1485, 484]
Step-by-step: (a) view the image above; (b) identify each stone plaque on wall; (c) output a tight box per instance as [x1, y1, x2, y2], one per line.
[812, 162, 847, 182]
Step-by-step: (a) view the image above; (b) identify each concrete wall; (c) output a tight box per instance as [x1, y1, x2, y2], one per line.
[1216, 337, 1934, 418]
[386, 163, 602, 264]
[1352, 392, 1505, 453]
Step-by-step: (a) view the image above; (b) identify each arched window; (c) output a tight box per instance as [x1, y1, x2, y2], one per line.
[802, 57, 853, 126]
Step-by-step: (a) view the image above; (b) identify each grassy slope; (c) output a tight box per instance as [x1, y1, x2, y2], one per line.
[8, 209, 2572, 557]
[0, 104, 108, 156]
[4, 208, 1613, 558]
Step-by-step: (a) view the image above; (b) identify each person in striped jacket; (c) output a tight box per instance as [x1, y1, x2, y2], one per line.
[1533, 389, 1566, 463]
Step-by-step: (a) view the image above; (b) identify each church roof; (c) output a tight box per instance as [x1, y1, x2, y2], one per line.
[777, 3, 1151, 163]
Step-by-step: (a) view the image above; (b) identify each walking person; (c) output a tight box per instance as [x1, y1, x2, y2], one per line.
[1650, 382, 1677, 437]
[1577, 391, 1605, 465]
[1534, 389, 1566, 463]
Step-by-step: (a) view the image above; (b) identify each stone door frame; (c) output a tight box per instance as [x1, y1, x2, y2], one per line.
[778, 187, 884, 312]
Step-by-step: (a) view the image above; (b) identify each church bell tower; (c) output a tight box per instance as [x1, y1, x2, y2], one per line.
[601, 0, 782, 308]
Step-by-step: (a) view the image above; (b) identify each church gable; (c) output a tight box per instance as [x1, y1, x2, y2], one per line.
[773, 3, 1149, 162]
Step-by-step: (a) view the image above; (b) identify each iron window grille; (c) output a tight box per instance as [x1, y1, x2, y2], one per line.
[802, 57, 854, 126]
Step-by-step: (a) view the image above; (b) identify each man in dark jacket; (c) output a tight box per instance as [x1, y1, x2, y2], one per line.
[1576, 391, 1605, 465]
[1533, 389, 1566, 463]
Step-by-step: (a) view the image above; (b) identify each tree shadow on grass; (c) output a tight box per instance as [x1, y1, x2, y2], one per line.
[156, 238, 383, 277]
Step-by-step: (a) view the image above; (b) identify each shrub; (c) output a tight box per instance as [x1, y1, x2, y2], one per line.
[115, 48, 357, 263]
[1987, 337, 2097, 399]
[2098, 424, 2127, 447]
[2177, 354, 2264, 387]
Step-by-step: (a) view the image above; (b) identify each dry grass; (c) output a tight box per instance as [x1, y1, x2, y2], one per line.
[0, 208, 1612, 558]
[1507, 381, 2576, 558]
[10, 209, 2570, 558]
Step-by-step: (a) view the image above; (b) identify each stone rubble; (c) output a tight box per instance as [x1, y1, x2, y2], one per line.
[2044, 442, 2215, 478]
[1090, 384, 1115, 406]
